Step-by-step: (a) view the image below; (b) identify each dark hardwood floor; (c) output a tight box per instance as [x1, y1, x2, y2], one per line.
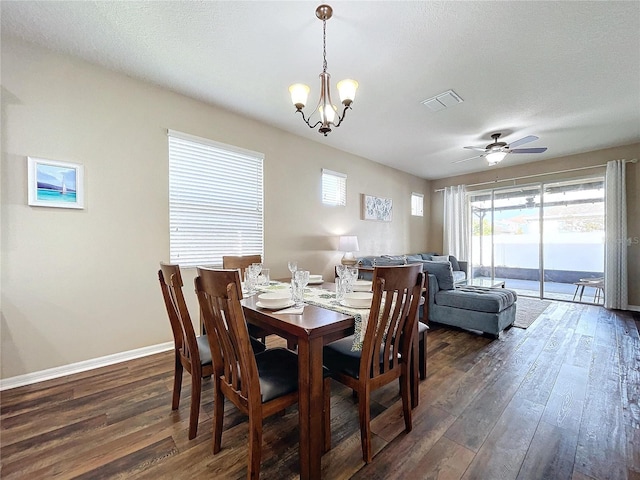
[1, 301, 638, 479]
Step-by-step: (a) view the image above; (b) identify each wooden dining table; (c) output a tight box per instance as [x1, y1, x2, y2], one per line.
[241, 286, 354, 480]
[241, 281, 421, 480]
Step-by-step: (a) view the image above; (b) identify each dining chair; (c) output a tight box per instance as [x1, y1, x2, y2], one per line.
[159, 263, 266, 440]
[158, 262, 215, 440]
[222, 254, 263, 278]
[222, 254, 270, 343]
[194, 267, 332, 479]
[322, 263, 424, 463]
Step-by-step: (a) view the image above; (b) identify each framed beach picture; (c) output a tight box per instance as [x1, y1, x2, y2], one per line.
[28, 157, 84, 209]
[362, 194, 393, 222]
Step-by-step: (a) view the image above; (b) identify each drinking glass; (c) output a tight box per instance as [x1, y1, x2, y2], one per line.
[293, 270, 310, 307]
[288, 261, 298, 279]
[335, 264, 347, 279]
[335, 278, 347, 303]
[345, 266, 359, 293]
[258, 268, 270, 286]
[246, 263, 262, 294]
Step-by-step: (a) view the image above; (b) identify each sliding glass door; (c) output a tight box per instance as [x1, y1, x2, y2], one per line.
[541, 179, 605, 302]
[469, 177, 604, 303]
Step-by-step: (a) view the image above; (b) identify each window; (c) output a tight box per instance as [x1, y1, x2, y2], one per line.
[168, 130, 264, 267]
[411, 192, 424, 216]
[322, 169, 347, 206]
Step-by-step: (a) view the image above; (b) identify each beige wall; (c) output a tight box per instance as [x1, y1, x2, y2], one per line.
[0, 38, 429, 379]
[429, 143, 640, 306]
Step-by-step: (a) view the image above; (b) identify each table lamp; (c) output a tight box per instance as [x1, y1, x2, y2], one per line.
[338, 235, 359, 265]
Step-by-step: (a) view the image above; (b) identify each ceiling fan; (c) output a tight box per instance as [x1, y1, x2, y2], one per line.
[456, 133, 547, 165]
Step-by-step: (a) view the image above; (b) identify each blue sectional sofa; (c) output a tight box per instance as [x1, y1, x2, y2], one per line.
[355, 252, 517, 338]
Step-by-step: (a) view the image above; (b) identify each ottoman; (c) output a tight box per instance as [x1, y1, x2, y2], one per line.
[431, 285, 518, 338]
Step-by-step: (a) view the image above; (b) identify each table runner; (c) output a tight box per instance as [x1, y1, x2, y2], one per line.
[254, 281, 370, 350]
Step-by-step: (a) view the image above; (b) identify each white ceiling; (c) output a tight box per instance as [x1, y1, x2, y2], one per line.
[2, 1, 639, 180]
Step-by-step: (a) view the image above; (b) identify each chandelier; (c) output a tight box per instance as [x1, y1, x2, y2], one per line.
[289, 4, 358, 136]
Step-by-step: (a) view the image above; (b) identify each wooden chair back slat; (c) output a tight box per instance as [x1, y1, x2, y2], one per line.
[159, 263, 200, 367]
[362, 264, 424, 381]
[195, 267, 261, 407]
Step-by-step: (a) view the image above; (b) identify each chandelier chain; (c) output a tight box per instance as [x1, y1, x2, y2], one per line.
[322, 19, 327, 73]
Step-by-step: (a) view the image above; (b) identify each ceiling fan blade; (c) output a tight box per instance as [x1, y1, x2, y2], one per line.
[464, 146, 488, 151]
[508, 135, 538, 148]
[509, 147, 548, 154]
[453, 154, 484, 164]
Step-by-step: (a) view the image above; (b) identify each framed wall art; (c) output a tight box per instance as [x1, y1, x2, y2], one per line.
[28, 157, 84, 209]
[362, 194, 392, 222]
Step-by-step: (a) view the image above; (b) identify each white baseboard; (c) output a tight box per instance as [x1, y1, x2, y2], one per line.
[0, 342, 174, 391]
[627, 304, 640, 312]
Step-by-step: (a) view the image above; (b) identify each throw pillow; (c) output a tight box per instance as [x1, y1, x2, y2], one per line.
[431, 255, 450, 263]
[448, 255, 461, 271]
[421, 260, 455, 290]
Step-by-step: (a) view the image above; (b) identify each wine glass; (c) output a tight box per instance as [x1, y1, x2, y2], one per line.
[288, 260, 298, 279]
[335, 264, 347, 279]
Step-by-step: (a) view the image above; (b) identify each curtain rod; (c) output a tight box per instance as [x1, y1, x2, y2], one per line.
[434, 158, 637, 192]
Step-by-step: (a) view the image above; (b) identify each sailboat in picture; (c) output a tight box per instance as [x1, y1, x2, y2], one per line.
[61, 178, 67, 195]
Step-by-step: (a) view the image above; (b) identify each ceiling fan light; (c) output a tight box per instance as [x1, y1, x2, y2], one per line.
[486, 151, 507, 165]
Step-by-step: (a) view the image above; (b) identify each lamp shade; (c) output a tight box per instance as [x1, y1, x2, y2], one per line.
[289, 83, 310, 109]
[337, 79, 358, 105]
[486, 151, 507, 165]
[338, 235, 359, 253]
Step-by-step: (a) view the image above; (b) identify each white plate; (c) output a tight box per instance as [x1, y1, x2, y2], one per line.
[308, 278, 324, 285]
[256, 300, 295, 310]
[352, 280, 372, 292]
[340, 299, 371, 309]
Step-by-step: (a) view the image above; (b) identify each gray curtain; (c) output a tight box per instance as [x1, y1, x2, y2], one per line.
[604, 159, 628, 310]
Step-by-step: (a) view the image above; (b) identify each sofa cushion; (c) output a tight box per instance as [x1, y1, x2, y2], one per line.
[452, 270, 466, 284]
[422, 261, 455, 290]
[448, 255, 461, 271]
[357, 256, 377, 268]
[374, 255, 406, 266]
[435, 286, 517, 313]
[406, 254, 424, 264]
[420, 253, 436, 260]
[431, 255, 449, 263]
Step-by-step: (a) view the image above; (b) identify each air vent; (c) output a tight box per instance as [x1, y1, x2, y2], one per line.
[421, 89, 463, 112]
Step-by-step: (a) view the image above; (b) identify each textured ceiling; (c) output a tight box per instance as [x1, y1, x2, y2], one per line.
[2, 1, 639, 180]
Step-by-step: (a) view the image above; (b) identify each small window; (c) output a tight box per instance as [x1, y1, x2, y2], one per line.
[168, 130, 264, 267]
[322, 169, 347, 206]
[411, 192, 424, 216]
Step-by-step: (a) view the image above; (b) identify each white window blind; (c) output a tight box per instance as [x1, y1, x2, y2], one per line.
[322, 169, 347, 206]
[411, 192, 424, 216]
[168, 130, 264, 267]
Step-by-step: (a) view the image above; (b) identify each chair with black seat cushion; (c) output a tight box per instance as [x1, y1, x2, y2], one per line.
[195, 267, 331, 479]
[323, 263, 424, 463]
[159, 263, 265, 440]
[222, 254, 270, 343]
[158, 262, 215, 440]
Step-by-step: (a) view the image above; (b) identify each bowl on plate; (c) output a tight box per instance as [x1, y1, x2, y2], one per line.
[352, 280, 372, 292]
[343, 292, 373, 308]
[257, 292, 292, 308]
